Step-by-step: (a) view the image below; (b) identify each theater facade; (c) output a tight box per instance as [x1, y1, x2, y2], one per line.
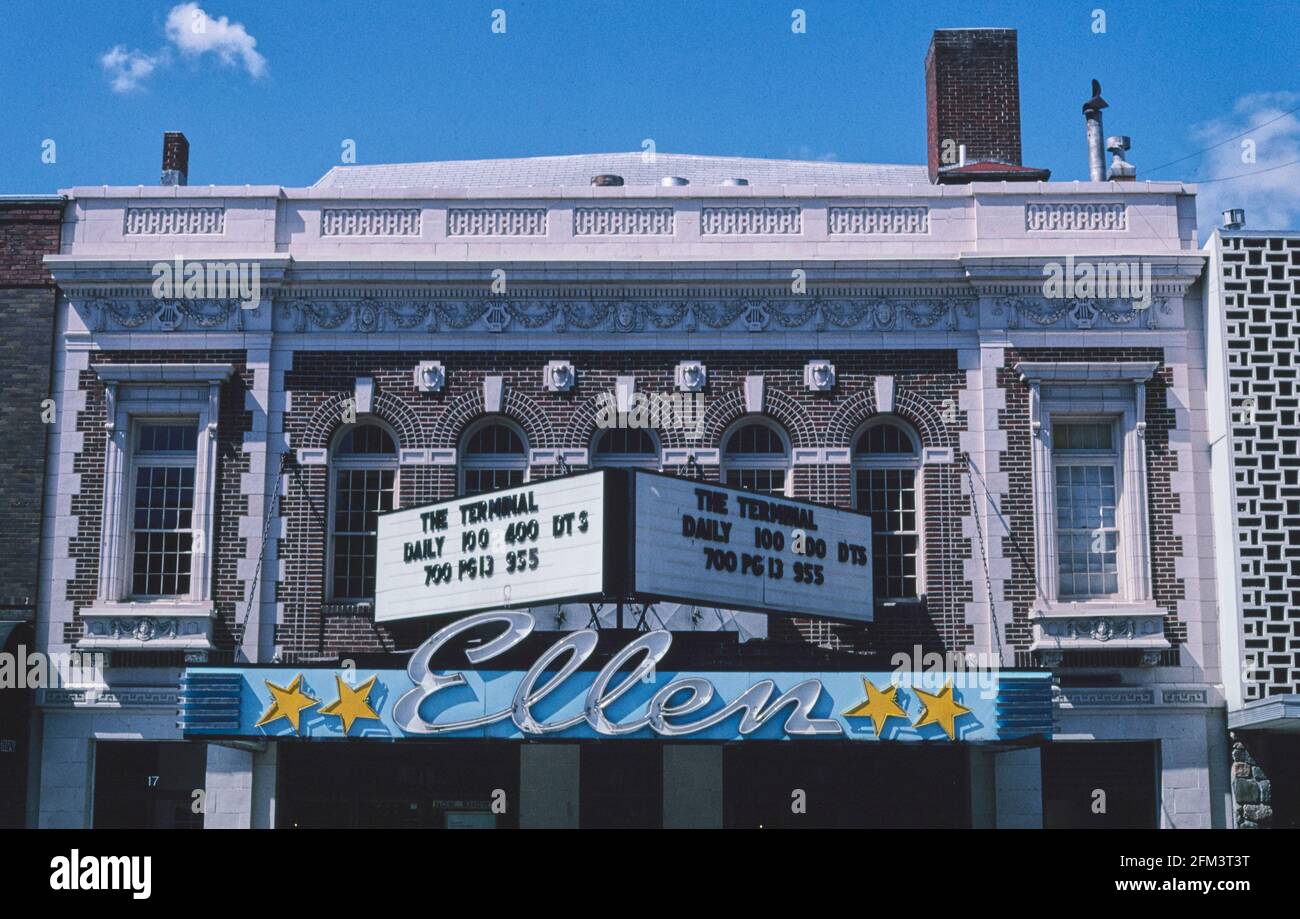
[28, 29, 1231, 830]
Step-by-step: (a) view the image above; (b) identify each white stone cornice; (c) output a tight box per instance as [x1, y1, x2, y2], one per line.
[44, 254, 291, 291]
[962, 254, 1205, 298]
[1014, 361, 1160, 384]
[94, 363, 236, 384]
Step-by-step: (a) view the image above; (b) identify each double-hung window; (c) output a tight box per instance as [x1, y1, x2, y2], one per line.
[130, 422, 199, 598]
[853, 420, 923, 602]
[329, 423, 398, 601]
[85, 363, 233, 653]
[1052, 420, 1121, 600]
[1017, 360, 1169, 658]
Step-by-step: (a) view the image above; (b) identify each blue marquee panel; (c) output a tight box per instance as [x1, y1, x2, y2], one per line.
[179, 666, 1052, 743]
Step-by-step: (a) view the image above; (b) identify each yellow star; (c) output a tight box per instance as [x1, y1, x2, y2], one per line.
[254, 674, 318, 734]
[912, 680, 972, 740]
[842, 678, 910, 736]
[318, 674, 381, 735]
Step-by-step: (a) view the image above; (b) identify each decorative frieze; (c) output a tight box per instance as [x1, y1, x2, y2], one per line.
[82, 297, 249, 332]
[700, 206, 801, 235]
[124, 206, 225, 235]
[447, 207, 547, 236]
[1054, 687, 1156, 706]
[994, 296, 1168, 330]
[39, 687, 181, 709]
[1025, 202, 1127, 232]
[1037, 616, 1159, 643]
[828, 206, 929, 235]
[277, 296, 974, 334]
[77, 610, 213, 654]
[574, 207, 674, 236]
[321, 207, 421, 237]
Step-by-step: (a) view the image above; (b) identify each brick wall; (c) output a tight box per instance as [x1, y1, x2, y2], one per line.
[0, 201, 61, 615]
[63, 351, 252, 647]
[998, 346, 1184, 654]
[278, 348, 973, 661]
[54, 340, 1192, 668]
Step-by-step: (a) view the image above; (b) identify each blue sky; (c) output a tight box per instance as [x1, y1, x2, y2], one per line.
[2, 1, 1297, 228]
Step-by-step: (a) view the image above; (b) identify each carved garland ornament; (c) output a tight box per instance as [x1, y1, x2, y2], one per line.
[276, 297, 975, 334]
[85, 298, 248, 332]
[994, 296, 1170, 330]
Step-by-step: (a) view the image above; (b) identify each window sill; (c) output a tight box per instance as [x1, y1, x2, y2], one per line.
[1031, 600, 1164, 620]
[322, 601, 374, 617]
[85, 600, 215, 618]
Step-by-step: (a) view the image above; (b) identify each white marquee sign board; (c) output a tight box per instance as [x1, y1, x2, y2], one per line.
[630, 473, 874, 623]
[375, 473, 608, 622]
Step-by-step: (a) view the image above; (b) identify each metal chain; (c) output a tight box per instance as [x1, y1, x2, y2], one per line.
[236, 449, 290, 657]
[964, 458, 1006, 669]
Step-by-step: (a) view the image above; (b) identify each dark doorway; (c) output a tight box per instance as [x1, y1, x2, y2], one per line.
[723, 742, 970, 828]
[92, 741, 207, 828]
[278, 741, 519, 828]
[580, 743, 663, 828]
[1042, 741, 1159, 828]
[0, 625, 34, 827]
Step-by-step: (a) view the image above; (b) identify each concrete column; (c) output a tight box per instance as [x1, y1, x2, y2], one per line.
[663, 745, 723, 828]
[204, 743, 252, 829]
[969, 748, 996, 828]
[519, 744, 579, 828]
[36, 720, 93, 828]
[251, 742, 278, 829]
[203, 741, 279, 829]
[994, 746, 1043, 828]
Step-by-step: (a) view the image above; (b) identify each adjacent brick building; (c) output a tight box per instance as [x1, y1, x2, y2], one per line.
[0, 195, 63, 827]
[28, 30, 1232, 828]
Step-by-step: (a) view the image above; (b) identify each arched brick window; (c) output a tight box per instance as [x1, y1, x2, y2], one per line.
[721, 419, 790, 496]
[852, 418, 923, 602]
[460, 418, 529, 496]
[329, 422, 398, 601]
[591, 427, 660, 469]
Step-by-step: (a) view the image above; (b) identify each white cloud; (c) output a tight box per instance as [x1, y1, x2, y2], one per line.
[100, 45, 168, 94]
[1189, 92, 1300, 236]
[99, 3, 266, 93]
[791, 145, 840, 162]
[164, 3, 267, 78]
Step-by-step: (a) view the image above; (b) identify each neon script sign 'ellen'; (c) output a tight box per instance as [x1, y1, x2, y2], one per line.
[392, 611, 842, 738]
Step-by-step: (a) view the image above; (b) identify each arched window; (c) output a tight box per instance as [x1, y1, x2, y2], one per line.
[722, 420, 790, 496]
[329, 422, 398, 601]
[591, 427, 660, 469]
[853, 418, 922, 602]
[460, 418, 529, 496]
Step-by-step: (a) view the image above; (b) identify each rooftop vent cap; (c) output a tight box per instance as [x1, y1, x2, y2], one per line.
[1106, 135, 1136, 181]
[660, 176, 689, 186]
[591, 174, 624, 187]
[1223, 208, 1246, 230]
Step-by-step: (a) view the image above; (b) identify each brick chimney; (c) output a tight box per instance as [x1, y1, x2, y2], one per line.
[924, 29, 1049, 184]
[161, 131, 189, 186]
